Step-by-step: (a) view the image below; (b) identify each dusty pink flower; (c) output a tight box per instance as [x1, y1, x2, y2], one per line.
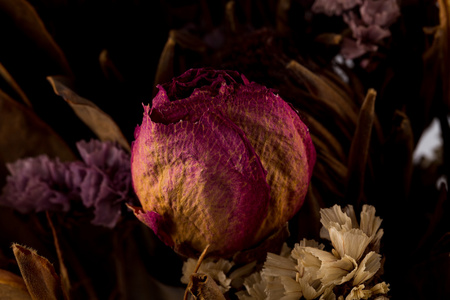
[130, 68, 316, 257]
[0, 140, 134, 228]
[0, 155, 72, 213]
[311, 0, 362, 16]
[360, 0, 400, 27]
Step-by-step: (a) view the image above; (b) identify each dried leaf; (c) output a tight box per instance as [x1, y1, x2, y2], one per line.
[0, 62, 32, 108]
[153, 32, 176, 96]
[12, 244, 67, 300]
[0, 269, 32, 300]
[99, 49, 125, 83]
[276, 0, 291, 35]
[0, 0, 72, 76]
[225, 1, 237, 33]
[422, 0, 450, 110]
[314, 33, 343, 46]
[286, 60, 358, 132]
[47, 76, 130, 152]
[346, 89, 377, 206]
[0, 88, 76, 186]
[306, 113, 346, 162]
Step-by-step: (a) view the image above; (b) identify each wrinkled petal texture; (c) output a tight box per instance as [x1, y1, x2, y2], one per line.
[0, 140, 134, 228]
[74, 139, 133, 228]
[311, 0, 362, 16]
[0, 155, 71, 213]
[131, 68, 316, 257]
[360, 0, 400, 27]
[132, 105, 271, 256]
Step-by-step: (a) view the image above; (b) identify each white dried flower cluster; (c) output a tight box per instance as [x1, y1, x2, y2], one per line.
[181, 257, 235, 293]
[237, 204, 390, 300]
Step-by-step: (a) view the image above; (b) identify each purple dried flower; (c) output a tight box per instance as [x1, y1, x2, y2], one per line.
[360, 0, 400, 27]
[0, 155, 72, 213]
[131, 68, 316, 257]
[0, 139, 134, 228]
[74, 140, 133, 227]
[311, 0, 362, 16]
[341, 11, 391, 59]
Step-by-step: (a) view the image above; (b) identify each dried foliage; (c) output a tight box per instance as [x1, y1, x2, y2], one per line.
[0, 0, 448, 299]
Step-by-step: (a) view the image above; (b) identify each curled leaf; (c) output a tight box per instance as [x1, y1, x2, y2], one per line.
[0, 89, 76, 186]
[346, 89, 377, 206]
[0, 269, 31, 299]
[0, 0, 72, 76]
[0, 62, 32, 108]
[12, 244, 67, 300]
[47, 76, 130, 152]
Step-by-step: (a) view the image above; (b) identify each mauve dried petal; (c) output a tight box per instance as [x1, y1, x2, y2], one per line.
[360, 0, 401, 27]
[311, 0, 362, 16]
[0, 155, 71, 213]
[340, 37, 378, 59]
[0, 140, 134, 228]
[344, 11, 391, 42]
[74, 139, 133, 228]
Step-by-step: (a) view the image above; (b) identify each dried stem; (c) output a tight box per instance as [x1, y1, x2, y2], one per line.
[183, 244, 211, 300]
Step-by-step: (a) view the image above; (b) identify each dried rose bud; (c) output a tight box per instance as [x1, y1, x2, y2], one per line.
[131, 68, 316, 257]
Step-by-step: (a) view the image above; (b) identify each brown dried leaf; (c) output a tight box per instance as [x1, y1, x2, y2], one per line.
[0, 269, 32, 300]
[0, 88, 76, 186]
[47, 76, 130, 152]
[0, 62, 32, 108]
[153, 32, 176, 96]
[346, 89, 377, 206]
[276, 0, 291, 36]
[286, 60, 358, 132]
[225, 1, 237, 33]
[314, 33, 343, 46]
[99, 49, 125, 83]
[0, 0, 72, 76]
[422, 0, 450, 110]
[12, 244, 67, 300]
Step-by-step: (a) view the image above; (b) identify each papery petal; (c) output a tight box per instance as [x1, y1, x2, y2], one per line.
[320, 204, 356, 232]
[236, 272, 267, 300]
[132, 208, 174, 247]
[224, 80, 315, 236]
[318, 255, 358, 286]
[329, 227, 370, 260]
[131, 104, 270, 256]
[345, 285, 372, 300]
[262, 253, 297, 278]
[280, 276, 302, 299]
[0, 155, 71, 213]
[353, 251, 381, 285]
[265, 275, 286, 300]
[359, 205, 382, 239]
[181, 257, 234, 293]
[294, 247, 337, 280]
[298, 274, 325, 300]
[370, 282, 390, 295]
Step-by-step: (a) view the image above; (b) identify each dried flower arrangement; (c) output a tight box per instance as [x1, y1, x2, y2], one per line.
[0, 0, 449, 299]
